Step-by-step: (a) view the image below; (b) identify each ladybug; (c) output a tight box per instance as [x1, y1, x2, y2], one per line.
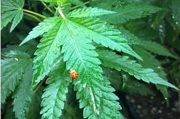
[69, 70, 78, 79]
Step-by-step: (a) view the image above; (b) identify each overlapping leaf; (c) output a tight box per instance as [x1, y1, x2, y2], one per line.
[140, 40, 176, 58]
[98, 49, 177, 89]
[21, 17, 62, 88]
[104, 68, 155, 96]
[1, 0, 24, 31]
[119, 27, 176, 58]
[40, 61, 71, 119]
[13, 63, 33, 119]
[20, 8, 143, 89]
[1, 51, 32, 103]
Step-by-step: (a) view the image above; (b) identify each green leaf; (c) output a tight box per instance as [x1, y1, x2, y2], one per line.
[20, 17, 61, 45]
[74, 75, 124, 119]
[13, 63, 33, 119]
[68, 17, 142, 60]
[133, 46, 167, 78]
[101, 3, 161, 24]
[1, 51, 32, 103]
[40, 62, 71, 119]
[1, 0, 24, 31]
[26, 11, 141, 89]
[98, 50, 178, 89]
[68, 7, 115, 18]
[31, 18, 62, 88]
[119, 27, 176, 58]
[60, 19, 123, 118]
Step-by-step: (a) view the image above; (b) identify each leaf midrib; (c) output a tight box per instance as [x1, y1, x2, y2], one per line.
[63, 19, 86, 68]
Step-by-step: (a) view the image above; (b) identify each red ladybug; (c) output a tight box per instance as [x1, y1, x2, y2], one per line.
[69, 70, 78, 79]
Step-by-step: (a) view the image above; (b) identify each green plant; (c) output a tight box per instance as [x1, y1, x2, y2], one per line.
[1, 0, 179, 119]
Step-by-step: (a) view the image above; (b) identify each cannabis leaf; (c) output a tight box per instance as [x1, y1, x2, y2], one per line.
[21, 7, 144, 118]
[40, 62, 71, 119]
[98, 49, 177, 89]
[1, 51, 32, 103]
[13, 63, 33, 119]
[21, 8, 142, 88]
[1, 0, 24, 31]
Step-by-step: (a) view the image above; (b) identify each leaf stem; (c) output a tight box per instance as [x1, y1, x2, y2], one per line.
[57, 7, 66, 19]
[24, 12, 41, 22]
[33, 79, 45, 94]
[23, 9, 47, 19]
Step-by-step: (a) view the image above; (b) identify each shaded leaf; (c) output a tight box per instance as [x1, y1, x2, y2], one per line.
[13, 63, 33, 119]
[26, 87, 43, 119]
[98, 49, 177, 89]
[1, 0, 24, 31]
[4, 103, 15, 119]
[119, 27, 176, 58]
[1, 51, 32, 103]
[40, 62, 71, 119]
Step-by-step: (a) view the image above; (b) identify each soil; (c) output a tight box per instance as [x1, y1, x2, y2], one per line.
[123, 90, 180, 119]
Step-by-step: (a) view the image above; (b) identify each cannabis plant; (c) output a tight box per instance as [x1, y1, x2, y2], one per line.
[1, 0, 179, 119]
